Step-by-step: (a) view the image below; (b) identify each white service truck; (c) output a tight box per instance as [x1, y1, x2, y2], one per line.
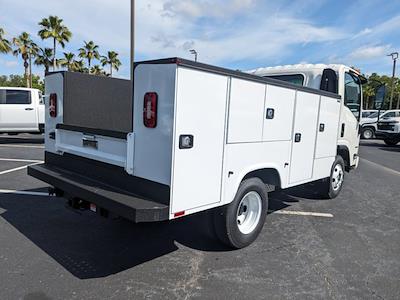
[0, 87, 45, 134]
[28, 58, 363, 248]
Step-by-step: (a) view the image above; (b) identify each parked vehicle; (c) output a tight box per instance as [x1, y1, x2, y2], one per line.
[0, 87, 44, 134]
[376, 111, 400, 145]
[360, 110, 399, 139]
[28, 59, 366, 249]
[361, 110, 379, 119]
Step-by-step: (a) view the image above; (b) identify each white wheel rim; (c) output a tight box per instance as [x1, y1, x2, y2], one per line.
[364, 130, 373, 139]
[331, 163, 344, 191]
[236, 191, 262, 235]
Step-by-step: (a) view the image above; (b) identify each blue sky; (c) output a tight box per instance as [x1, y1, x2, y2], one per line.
[0, 0, 399, 78]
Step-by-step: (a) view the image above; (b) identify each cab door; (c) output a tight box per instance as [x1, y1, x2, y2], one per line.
[339, 73, 362, 166]
[0, 89, 37, 131]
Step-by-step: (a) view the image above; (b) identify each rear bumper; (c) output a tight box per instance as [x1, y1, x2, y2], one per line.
[28, 158, 170, 223]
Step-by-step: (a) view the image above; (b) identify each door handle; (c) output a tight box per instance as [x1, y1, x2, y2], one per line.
[294, 133, 302, 143]
[341, 123, 345, 137]
[25, 108, 34, 111]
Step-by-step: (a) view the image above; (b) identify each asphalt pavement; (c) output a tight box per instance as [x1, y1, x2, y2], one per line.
[0, 134, 399, 300]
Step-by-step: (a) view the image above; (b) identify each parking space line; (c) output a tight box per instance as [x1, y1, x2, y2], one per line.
[0, 158, 43, 163]
[360, 158, 400, 176]
[269, 210, 334, 218]
[0, 162, 43, 176]
[0, 189, 51, 197]
[0, 145, 44, 149]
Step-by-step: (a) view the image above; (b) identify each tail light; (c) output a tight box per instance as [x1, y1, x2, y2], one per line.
[143, 92, 158, 128]
[49, 93, 57, 118]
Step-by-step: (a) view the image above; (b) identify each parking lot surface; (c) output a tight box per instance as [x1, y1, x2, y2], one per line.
[0, 134, 399, 299]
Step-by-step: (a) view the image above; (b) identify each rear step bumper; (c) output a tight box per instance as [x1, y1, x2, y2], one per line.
[28, 164, 169, 223]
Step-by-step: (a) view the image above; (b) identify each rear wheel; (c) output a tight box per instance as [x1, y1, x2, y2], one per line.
[319, 156, 345, 199]
[362, 127, 374, 139]
[213, 178, 268, 249]
[384, 139, 399, 146]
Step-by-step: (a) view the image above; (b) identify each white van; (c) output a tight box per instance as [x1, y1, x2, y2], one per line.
[28, 59, 364, 249]
[0, 87, 45, 134]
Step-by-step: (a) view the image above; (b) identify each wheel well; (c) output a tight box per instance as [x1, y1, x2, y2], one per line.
[337, 146, 350, 171]
[243, 168, 281, 189]
[362, 126, 375, 132]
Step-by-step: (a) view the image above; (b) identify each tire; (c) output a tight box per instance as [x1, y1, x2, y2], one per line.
[213, 178, 268, 249]
[320, 156, 345, 199]
[384, 139, 399, 146]
[362, 127, 374, 139]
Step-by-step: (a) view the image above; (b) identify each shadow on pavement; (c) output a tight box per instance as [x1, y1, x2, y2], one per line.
[379, 147, 400, 153]
[0, 135, 44, 145]
[0, 184, 322, 279]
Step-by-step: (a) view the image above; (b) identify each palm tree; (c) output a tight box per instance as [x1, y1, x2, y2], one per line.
[59, 52, 76, 71]
[79, 41, 100, 70]
[13, 32, 38, 87]
[90, 65, 105, 76]
[101, 51, 122, 77]
[34, 47, 54, 74]
[363, 85, 375, 109]
[38, 16, 72, 71]
[0, 28, 12, 54]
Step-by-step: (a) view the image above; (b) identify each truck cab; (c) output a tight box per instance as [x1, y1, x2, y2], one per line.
[0, 87, 45, 134]
[249, 64, 365, 170]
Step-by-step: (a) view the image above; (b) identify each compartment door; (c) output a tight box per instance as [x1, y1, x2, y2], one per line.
[171, 67, 228, 214]
[289, 92, 320, 184]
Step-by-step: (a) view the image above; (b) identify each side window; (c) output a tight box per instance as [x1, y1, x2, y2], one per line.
[4, 90, 31, 104]
[265, 74, 304, 86]
[344, 73, 361, 120]
[383, 112, 395, 118]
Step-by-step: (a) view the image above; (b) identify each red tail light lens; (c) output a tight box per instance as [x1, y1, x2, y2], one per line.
[49, 93, 57, 118]
[143, 92, 158, 128]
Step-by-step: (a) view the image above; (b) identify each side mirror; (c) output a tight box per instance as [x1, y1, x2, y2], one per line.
[374, 85, 386, 110]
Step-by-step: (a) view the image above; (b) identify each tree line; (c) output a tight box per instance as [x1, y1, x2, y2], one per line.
[363, 73, 400, 110]
[0, 16, 122, 89]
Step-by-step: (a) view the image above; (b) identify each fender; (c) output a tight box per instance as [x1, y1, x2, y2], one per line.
[223, 163, 283, 206]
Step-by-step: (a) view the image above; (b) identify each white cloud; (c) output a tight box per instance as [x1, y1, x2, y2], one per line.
[162, 0, 255, 18]
[349, 44, 392, 60]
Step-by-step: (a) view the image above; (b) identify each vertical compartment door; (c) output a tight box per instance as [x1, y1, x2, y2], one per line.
[289, 92, 320, 184]
[171, 67, 228, 214]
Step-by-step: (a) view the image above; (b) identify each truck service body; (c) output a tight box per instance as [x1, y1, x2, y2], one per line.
[28, 58, 362, 248]
[0, 87, 44, 134]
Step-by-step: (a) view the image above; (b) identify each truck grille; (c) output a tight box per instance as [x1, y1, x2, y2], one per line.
[378, 123, 395, 131]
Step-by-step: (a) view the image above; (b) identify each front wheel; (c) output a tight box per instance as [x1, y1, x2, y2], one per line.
[362, 127, 374, 139]
[213, 178, 268, 249]
[319, 156, 345, 199]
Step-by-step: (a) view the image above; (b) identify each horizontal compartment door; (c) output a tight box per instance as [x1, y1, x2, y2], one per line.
[56, 129, 127, 167]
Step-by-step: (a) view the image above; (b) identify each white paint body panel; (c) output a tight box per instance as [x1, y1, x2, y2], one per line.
[227, 79, 265, 143]
[263, 86, 296, 141]
[133, 64, 177, 185]
[315, 97, 341, 159]
[171, 67, 228, 214]
[45, 73, 64, 155]
[55, 129, 127, 167]
[0, 87, 44, 133]
[223, 141, 291, 205]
